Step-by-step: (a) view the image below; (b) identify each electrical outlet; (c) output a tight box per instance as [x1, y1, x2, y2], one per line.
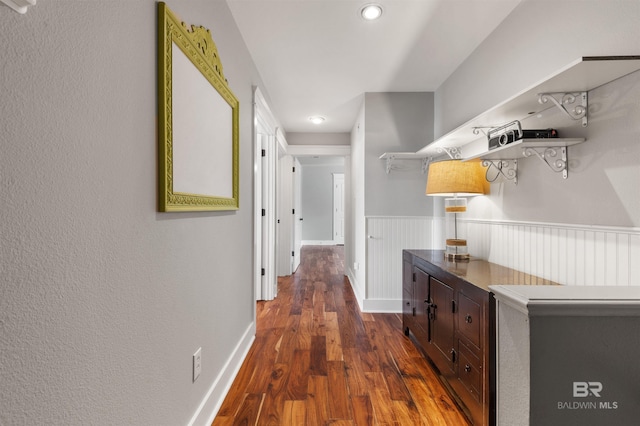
[193, 347, 202, 382]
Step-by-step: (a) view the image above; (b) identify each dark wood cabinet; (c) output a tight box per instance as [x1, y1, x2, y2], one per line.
[402, 249, 558, 426]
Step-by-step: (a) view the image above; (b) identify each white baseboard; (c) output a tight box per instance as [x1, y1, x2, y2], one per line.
[361, 298, 402, 313]
[345, 270, 401, 314]
[345, 268, 364, 311]
[188, 322, 255, 426]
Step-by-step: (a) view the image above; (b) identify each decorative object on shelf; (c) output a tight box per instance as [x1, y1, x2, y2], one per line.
[485, 120, 558, 152]
[538, 91, 588, 127]
[487, 120, 523, 150]
[157, 3, 240, 211]
[0, 0, 35, 14]
[426, 160, 488, 260]
[482, 159, 518, 184]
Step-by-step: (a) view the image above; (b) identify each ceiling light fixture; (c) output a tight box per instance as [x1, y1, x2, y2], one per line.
[309, 116, 325, 124]
[360, 3, 383, 21]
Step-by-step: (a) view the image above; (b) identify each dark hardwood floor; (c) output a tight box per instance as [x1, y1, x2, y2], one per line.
[213, 245, 469, 425]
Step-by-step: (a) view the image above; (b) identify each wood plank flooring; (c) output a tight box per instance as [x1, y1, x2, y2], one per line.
[213, 245, 470, 426]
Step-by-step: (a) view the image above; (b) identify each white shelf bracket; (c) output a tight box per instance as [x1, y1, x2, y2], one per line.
[1, 0, 35, 14]
[523, 146, 569, 179]
[383, 155, 432, 174]
[538, 91, 588, 127]
[482, 160, 518, 184]
[384, 155, 395, 174]
[437, 147, 462, 160]
[421, 157, 433, 174]
[472, 127, 492, 137]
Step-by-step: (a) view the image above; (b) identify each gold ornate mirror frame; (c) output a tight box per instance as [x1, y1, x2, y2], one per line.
[157, 2, 239, 212]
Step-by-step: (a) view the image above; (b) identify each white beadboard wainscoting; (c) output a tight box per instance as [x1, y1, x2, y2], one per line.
[359, 216, 640, 314]
[466, 219, 640, 287]
[363, 216, 443, 312]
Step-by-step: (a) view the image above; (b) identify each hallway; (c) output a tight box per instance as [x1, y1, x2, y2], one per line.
[213, 245, 469, 425]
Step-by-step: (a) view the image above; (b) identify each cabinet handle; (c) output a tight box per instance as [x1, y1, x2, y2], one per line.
[465, 364, 471, 373]
[425, 300, 436, 320]
[465, 314, 473, 324]
[450, 348, 456, 363]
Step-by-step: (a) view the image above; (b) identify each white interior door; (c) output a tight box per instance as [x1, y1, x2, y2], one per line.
[292, 158, 302, 272]
[276, 153, 293, 276]
[261, 136, 277, 300]
[260, 135, 268, 299]
[333, 173, 345, 245]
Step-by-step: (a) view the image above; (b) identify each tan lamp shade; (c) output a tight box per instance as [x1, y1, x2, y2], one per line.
[425, 160, 489, 196]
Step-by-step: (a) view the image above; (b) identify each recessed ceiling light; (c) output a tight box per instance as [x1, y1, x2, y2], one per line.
[309, 116, 325, 124]
[360, 3, 383, 21]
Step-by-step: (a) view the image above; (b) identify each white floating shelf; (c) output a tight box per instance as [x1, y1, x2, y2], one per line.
[465, 138, 585, 161]
[379, 152, 430, 160]
[1, 0, 35, 14]
[416, 56, 640, 157]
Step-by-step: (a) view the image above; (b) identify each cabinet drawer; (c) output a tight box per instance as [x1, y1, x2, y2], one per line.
[458, 292, 481, 348]
[458, 342, 482, 404]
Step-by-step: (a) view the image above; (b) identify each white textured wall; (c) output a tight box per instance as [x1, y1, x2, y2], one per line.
[0, 1, 262, 424]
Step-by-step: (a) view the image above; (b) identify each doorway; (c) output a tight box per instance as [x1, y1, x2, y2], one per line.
[333, 173, 344, 245]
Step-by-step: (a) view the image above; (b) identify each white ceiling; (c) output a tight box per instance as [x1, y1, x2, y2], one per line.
[227, 0, 523, 134]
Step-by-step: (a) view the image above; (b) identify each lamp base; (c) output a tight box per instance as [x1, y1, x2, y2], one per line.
[445, 238, 469, 260]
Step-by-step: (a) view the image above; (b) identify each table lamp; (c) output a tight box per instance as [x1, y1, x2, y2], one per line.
[426, 159, 488, 260]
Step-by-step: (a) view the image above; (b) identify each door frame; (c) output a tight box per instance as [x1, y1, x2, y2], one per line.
[332, 173, 345, 245]
[253, 93, 352, 298]
[287, 145, 351, 268]
[254, 88, 278, 301]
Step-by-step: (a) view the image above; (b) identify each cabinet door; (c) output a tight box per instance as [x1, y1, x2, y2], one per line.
[428, 276, 456, 374]
[402, 258, 414, 335]
[413, 267, 430, 344]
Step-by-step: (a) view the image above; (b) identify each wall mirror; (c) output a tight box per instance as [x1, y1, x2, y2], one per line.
[157, 2, 239, 211]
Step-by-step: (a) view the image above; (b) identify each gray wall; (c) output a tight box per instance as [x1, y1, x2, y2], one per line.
[364, 92, 436, 216]
[300, 159, 345, 241]
[0, 1, 263, 424]
[287, 132, 351, 145]
[436, 0, 640, 229]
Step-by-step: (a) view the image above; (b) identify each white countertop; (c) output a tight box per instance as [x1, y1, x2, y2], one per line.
[490, 285, 640, 316]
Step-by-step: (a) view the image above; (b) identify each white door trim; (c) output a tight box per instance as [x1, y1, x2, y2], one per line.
[254, 88, 278, 301]
[333, 173, 345, 245]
